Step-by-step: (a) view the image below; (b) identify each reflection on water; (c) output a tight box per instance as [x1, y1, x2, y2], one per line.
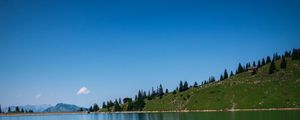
[0, 110, 300, 120]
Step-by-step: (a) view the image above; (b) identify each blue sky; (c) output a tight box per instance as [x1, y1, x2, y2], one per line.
[0, 0, 300, 107]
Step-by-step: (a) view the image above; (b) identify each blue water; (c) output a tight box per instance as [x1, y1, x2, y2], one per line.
[1, 111, 300, 120]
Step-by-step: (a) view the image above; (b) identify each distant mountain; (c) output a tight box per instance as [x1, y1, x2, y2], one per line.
[43, 103, 86, 112]
[3, 104, 52, 112]
[22, 104, 52, 112]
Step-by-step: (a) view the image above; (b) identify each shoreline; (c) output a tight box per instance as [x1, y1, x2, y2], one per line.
[1, 108, 300, 116]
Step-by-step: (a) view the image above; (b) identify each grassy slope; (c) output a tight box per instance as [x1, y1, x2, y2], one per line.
[143, 58, 300, 111]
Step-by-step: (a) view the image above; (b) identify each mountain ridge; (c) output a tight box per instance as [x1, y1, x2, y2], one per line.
[43, 103, 86, 112]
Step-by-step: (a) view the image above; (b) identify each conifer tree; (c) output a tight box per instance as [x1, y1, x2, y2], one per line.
[266, 56, 271, 64]
[8, 107, 11, 113]
[147, 90, 151, 99]
[179, 81, 183, 92]
[280, 56, 287, 69]
[220, 74, 224, 81]
[135, 90, 145, 111]
[246, 63, 251, 70]
[89, 106, 93, 112]
[223, 69, 228, 79]
[0, 104, 1, 113]
[292, 48, 300, 60]
[16, 106, 20, 112]
[269, 59, 276, 74]
[158, 84, 164, 98]
[237, 63, 244, 74]
[114, 100, 121, 111]
[165, 89, 169, 93]
[208, 76, 215, 83]
[172, 90, 176, 95]
[257, 60, 261, 68]
[193, 82, 198, 87]
[262, 58, 266, 66]
[183, 81, 189, 91]
[93, 103, 99, 112]
[230, 71, 234, 77]
[102, 102, 107, 108]
[119, 98, 122, 104]
[151, 87, 156, 97]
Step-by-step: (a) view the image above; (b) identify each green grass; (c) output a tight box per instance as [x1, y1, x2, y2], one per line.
[143, 58, 300, 111]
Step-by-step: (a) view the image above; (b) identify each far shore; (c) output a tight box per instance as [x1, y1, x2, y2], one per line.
[1, 108, 300, 116]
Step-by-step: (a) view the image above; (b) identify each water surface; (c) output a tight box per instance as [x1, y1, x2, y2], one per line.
[1, 110, 299, 120]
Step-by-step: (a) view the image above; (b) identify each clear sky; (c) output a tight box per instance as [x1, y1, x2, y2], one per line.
[0, 0, 300, 107]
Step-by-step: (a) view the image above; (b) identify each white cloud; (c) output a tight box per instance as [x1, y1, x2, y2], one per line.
[35, 94, 42, 99]
[77, 86, 90, 95]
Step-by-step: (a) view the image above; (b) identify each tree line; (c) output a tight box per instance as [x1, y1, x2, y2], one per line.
[0, 104, 34, 113]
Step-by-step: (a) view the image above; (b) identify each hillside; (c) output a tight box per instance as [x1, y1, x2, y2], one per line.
[143, 58, 300, 111]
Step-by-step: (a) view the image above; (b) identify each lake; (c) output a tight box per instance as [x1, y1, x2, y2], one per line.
[1, 111, 300, 120]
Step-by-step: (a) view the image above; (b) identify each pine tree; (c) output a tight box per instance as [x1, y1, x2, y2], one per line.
[257, 60, 261, 68]
[135, 90, 146, 111]
[172, 90, 176, 95]
[8, 107, 11, 113]
[147, 90, 151, 99]
[16, 106, 20, 112]
[93, 103, 99, 112]
[89, 106, 93, 112]
[165, 89, 169, 93]
[280, 56, 287, 69]
[151, 87, 156, 97]
[102, 102, 107, 108]
[266, 56, 271, 64]
[179, 81, 183, 92]
[220, 74, 224, 81]
[119, 98, 122, 104]
[158, 84, 164, 98]
[230, 71, 234, 77]
[183, 81, 189, 91]
[114, 100, 121, 111]
[262, 58, 266, 66]
[0, 104, 2, 113]
[208, 76, 215, 83]
[237, 63, 244, 74]
[285, 51, 289, 57]
[223, 69, 228, 79]
[21, 108, 24, 113]
[193, 82, 198, 87]
[212, 76, 216, 82]
[246, 62, 251, 70]
[269, 59, 276, 74]
[292, 48, 300, 60]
